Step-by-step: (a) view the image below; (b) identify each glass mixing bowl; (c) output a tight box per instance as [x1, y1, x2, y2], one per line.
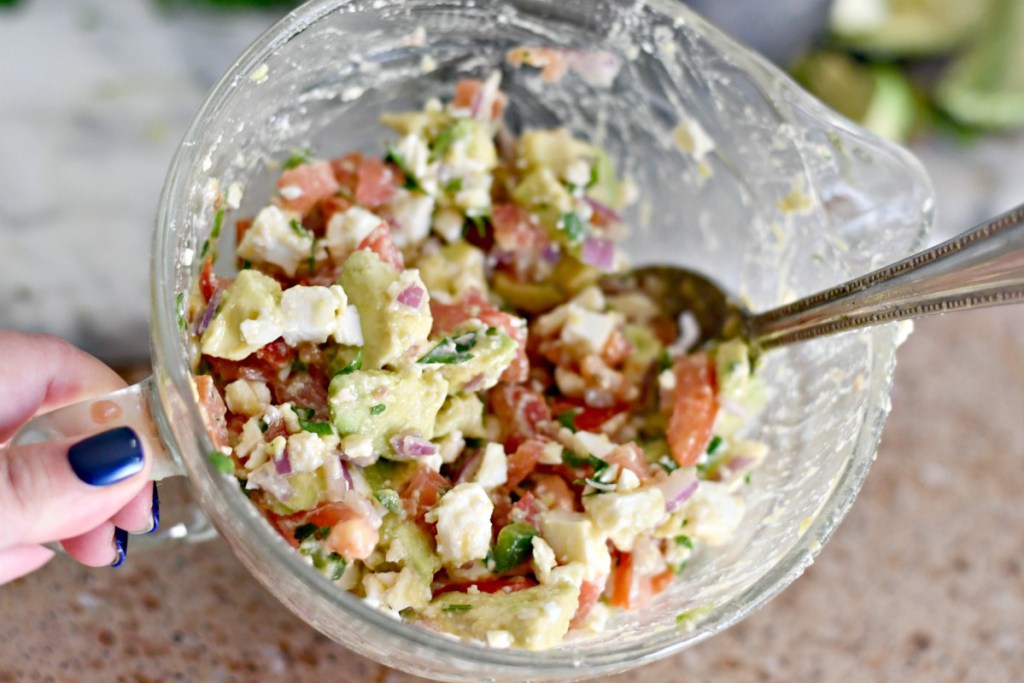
[142, 0, 932, 680]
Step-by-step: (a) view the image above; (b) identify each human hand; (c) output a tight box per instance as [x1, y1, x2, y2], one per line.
[0, 331, 156, 584]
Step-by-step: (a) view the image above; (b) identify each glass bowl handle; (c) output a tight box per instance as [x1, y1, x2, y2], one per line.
[9, 378, 216, 546]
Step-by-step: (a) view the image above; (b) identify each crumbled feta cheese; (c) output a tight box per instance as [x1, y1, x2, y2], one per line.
[678, 481, 745, 546]
[453, 172, 492, 213]
[325, 206, 384, 264]
[426, 483, 493, 567]
[561, 304, 618, 354]
[387, 190, 435, 247]
[363, 566, 431, 613]
[278, 285, 346, 346]
[531, 536, 557, 584]
[548, 562, 585, 589]
[226, 182, 244, 209]
[224, 379, 271, 417]
[236, 205, 311, 276]
[540, 511, 611, 582]
[286, 431, 328, 472]
[539, 441, 564, 466]
[486, 630, 513, 649]
[238, 309, 282, 350]
[436, 430, 466, 464]
[340, 433, 375, 466]
[583, 486, 666, 552]
[658, 368, 677, 392]
[563, 159, 592, 188]
[473, 443, 508, 490]
[234, 417, 265, 461]
[573, 431, 616, 460]
[277, 404, 302, 434]
[616, 467, 641, 492]
[393, 134, 438, 195]
[571, 286, 606, 312]
[334, 303, 364, 346]
[432, 207, 465, 243]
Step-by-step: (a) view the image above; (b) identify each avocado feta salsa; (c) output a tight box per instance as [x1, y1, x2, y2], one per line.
[187, 76, 768, 650]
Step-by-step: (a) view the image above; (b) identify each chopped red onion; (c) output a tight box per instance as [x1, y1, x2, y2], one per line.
[194, 289, 222, 336]
[541, 243, 561, 264]
[659, 467, 699, 512]
[462, 373, 486, 393]
[396, 283, 424, 309]
[581, 236, 616, 271]
[275, 450, 292, 475]
[455, 451, 482, 484]
[390, 432, 438, 460]
[322, 454, 349, 501]
[342, 490, 383, 529]
[584, 197, 622, 224]
[720, 395, 752, 422]
[247, 464, 294, 502]
[563, 50, 622, 88]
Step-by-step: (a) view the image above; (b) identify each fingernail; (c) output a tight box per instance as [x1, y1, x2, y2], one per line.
[111, 527, 128, 568]
[68, 427, 144, 486]
[146, 483, 160, 535]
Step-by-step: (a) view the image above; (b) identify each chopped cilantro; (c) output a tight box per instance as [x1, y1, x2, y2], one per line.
[335, 348, 363, 376]
[443, 177, 463, 193]
[441, 604, 473, 613]
[556, 409, 579, 432]
[744, 472, 752, 485]
[463, 212, 489, 240]
[431, 119, 473, 158]
[283, 147, 313, 170]
[374, 489, 402, 515]
[706, 435, 723, 455]
[675, 535, 693, 549]
[209, 451, 234, 474]
[485, 326, 498, 336]
[464, 437, 485, 449]
[418, 331, 478, 365]
[658, 348, 673, 372]
[199, 238, 211, 259]
[290, 218, 312, 239]
[561, 450, 588, 468]
[293, 407, 315, 421]
[210, 209, 224, 240]
[558, 211, 588, 244]
[656, 454, 679, 474]
[241, 259, 252, 270]
[299, 419, 334, 436]
[384, 145, 423, 191]
[587, 163, 600, 189]
[294, 523, 331, 542]
[291, 359, 310, 373]
[370, 404, 387, 416]
[175, 292, 186, 333]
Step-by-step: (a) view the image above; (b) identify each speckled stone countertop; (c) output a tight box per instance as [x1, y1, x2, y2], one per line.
[2, 307, 1022, 683]
[3, 2, 1024, 681]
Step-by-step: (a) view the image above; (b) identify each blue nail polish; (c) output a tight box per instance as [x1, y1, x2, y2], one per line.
[68, 427, 144, 486]
[111, 527, 128, 568]
[147, 483, 160, 535]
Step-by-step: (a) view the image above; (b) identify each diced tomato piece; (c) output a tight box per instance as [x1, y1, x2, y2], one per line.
[268, 511, 306, 549]
[435, 576, 537, 596]
[569, 580, 603, 630]
[530, 474, 575, 513]
[604, 442, 652, 483]
[452, 78, 507, 120]
[199, 256, 218, 301]
[650, 569, 675, 595]
[272, 370, 329, 420]
[401, 466, 452, 525]
[235, 217, 253, 246]
[505, 438, 546, 489]
[491, 203, 548, 251]
[329, 151, 362, 193]
[489, 384, 551, 445]
[601, 328, 633, 366]
[194, 374, 228, 448]
[550, 398, 626, 433]
[355, 156, 396, 209]
[356, 224, 404, 271]
[509, 491, 541, 528]
[666, 353, 718, 467]
[277, 160, 340, 215]
[608, 551, 657, 610]
[308, 502, 351, 528]
[255, 338, 297, 370]
[319, 195, 354, 224]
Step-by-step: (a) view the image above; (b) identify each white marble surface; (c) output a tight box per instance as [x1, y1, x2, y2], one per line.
[2, 1, 1023, 364]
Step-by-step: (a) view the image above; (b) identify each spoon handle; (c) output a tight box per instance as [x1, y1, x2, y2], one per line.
[749, 201, 1024, 349]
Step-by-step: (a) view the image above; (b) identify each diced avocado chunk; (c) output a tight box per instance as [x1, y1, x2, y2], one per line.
[439, 119, 498, 170]
[551, 255, 600, 296]
[200, 269, 282, 361]
[713, 340, 767, 436]
[512, 168, 574, 231]
[265, 471, 323, 515]
[417, 242, 488, 301]
[340, 250, 432, 369]
[492, 271, 564, 313]
[434, 394, 486, 438]
[379, 109, 452, 139]
[328, 367, 449, 456]
[622, 323, 663, 377]
[586, 148, 626, 209]
[362, 459, 417, 491]
[516, 128, 595, 180]
[378, 514, 442, 584]
[417, 580, 581, 650]
[419, 323, 516, 393]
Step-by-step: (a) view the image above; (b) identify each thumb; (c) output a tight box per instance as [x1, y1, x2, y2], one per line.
[0, 426, 149, 549]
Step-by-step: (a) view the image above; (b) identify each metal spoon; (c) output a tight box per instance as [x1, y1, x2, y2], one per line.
[603, 201, 1024, 355]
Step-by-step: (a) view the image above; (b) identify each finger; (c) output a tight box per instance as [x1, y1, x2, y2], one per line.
[0, 332, 126, 444]
[0, 426, 149, 548]
[61, 522, 126, 568]
[110, 482, 158, 535]
[0, 544, 54, 584]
